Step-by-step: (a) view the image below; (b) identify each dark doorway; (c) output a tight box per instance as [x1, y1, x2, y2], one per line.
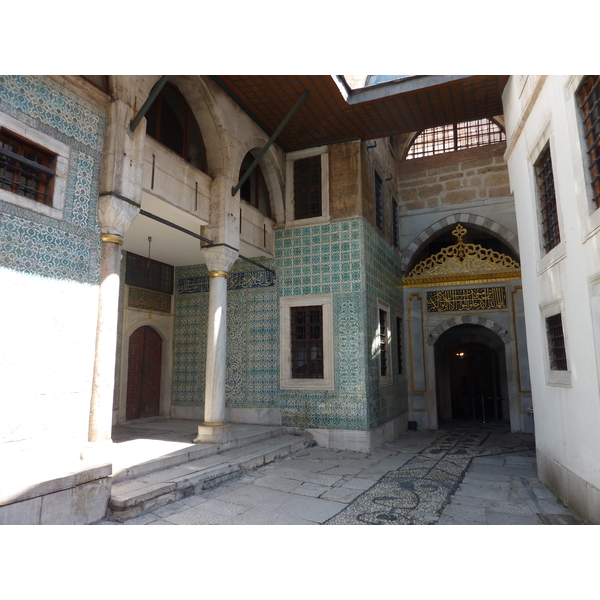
[126, 326, 162, 420]
[435, 324, 508, 424]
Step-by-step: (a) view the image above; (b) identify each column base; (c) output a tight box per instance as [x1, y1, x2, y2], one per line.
[193, 423, 232, 444]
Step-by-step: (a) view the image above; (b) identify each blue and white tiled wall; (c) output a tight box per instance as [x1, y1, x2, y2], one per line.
[171, 217, 408, 432]
[0, 76, 105, 445]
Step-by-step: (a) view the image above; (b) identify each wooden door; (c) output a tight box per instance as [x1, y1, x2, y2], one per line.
[126, 326, 162, 420]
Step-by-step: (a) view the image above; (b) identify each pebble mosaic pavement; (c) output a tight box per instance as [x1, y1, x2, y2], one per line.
[325, 422, 538, 525]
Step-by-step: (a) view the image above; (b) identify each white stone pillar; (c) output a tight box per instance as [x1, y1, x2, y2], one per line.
[194, 245, 238, 444]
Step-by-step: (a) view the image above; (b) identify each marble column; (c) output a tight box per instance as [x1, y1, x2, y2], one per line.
[85, 194, 139, 455]
[194, 245, 238, 444]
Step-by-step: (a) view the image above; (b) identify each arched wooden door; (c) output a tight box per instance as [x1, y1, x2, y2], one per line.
[126, 326, 162, 420]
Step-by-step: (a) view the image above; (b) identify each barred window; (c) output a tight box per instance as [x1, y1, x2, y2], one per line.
[392, 198, 400, 247]
[546, 313, 567, 371]
[406, 118, 505, 160]
[535, 145, 561, 254]
[126, 252, 174, 295]
[294, 155, 322, 220]
[0, 128, 55, 205]
[577, 75, 600, 209]
[396, 316, 403, 375]
[375, 171, 383, 230]
[290, 306, 323, 378]
[379, 308, 388, 377]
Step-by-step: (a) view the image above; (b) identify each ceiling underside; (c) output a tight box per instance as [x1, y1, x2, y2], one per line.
[212, 75, 509, 151]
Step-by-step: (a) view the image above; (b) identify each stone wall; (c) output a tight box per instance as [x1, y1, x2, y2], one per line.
[398, 143, 510, 212]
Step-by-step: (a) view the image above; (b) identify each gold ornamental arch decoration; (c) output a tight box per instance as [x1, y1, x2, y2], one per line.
[403, 224, 521, 288]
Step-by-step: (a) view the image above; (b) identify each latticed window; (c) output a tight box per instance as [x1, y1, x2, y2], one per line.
[535, 145, 561, 254]
[375, 171, 383, 230]
[392, 198, 400, 247]
[294, 155, 321, 220]
[0, 128, 55, 205]
[406, 118, 505, 160]
[396, 317, 403, 375]
[290, 306, 323, 378]
[546, 313, 567, 371]
[577, 75, 600, 209]
[125, 252, 174, 295]
[379, 309, 388, 377]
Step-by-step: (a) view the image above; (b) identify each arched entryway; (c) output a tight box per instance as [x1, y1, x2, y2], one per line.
[434, 324, 509, 424]
[126, 325, 163, 420]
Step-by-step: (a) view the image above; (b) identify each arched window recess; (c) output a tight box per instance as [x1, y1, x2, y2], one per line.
[239, 150, 272, 218]
[405, 118, 505, 160]
[144, 81, 208, 173]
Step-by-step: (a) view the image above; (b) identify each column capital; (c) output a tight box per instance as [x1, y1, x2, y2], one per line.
[200, 244, 238, 273]
[98, 193, 139, 238]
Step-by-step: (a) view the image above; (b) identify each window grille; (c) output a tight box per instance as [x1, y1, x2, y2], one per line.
[379, 309, 388, 377]
[375, 171, 383, 230]
[126, 252, 174, 295]
[406, 118, 505, 160]
[294, 155, 322, 220]
[545, 313, 567, 371]
[535, 145, 561, 253]
[396, 317, 403, 375]
[392, 198, 400, 247]
[290, 306, 324, 378]
[0, 128, 55, 205]
[577, 75, 600, 209]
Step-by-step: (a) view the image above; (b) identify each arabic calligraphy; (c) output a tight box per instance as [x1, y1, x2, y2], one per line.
[178, 270, 276, 294]
[128, 287, 172, 314]
[427, 287, 507, 312]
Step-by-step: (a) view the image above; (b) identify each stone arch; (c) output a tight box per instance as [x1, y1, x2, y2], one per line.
[143, 75, 232, 179]
[428, 315, 512, 346]
[402, 213, 519, 272]
[234, 136, 285, 223]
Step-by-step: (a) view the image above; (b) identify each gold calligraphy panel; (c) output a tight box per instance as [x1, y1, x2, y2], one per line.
[128, 287, 172, 314]
[427, 287, 507, 312]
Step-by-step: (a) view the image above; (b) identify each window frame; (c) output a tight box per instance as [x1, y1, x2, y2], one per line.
[392, 197, 400, 248]
[280, 295, 333, 390]
[396, 316, 403, 375]
[239, 150, 272, 218]
[0, 111, 69, 220]
[377, 300, 392, 386]
[534, 143, 561, 255]
[375, 170, 384, 231]
[285, 146, 329, 227]
[540, 300, 571, 387]
[576, 75, 600, 210]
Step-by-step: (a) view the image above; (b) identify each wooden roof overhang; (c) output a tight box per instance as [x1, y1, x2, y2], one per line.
[212, 75, 509, 151]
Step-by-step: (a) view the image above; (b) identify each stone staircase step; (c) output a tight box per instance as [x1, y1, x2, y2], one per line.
[112, 425, 283, 484]
[106, 434, 310, 522]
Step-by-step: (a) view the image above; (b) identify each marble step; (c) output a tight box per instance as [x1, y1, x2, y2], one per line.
[112, 425, 284, 484]
[106, 434, 311, 522]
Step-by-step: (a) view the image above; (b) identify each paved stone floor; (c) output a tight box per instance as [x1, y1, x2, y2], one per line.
[97, 421, 580, 525]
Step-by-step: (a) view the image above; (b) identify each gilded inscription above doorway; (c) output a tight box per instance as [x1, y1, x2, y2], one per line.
[427, 287, 507, 312]
[403, 224, 521, 288]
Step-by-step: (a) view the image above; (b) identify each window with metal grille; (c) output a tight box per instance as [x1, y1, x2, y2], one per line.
[379, 308, 388, 377]
[125, 252, 174, 295]
[535, 145, 561, 254]
[290, 306, 323, 378]
[406, 118, 505, 160]
[239, 150, 271, 218]
[375, 171, 383, 230]
[577, 75, 600, 209]
[294, 155, 321, 220]
[396, 316, 403, 375]
[545, 313, 567, 371]
[0, 128, 55, 205]
[145, 82, 207, 172]
[392, 198, 400, 247]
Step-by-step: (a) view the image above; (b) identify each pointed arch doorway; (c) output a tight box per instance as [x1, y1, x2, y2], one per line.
[434, 324, 509, 424]
[126, 325, 163, 420]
